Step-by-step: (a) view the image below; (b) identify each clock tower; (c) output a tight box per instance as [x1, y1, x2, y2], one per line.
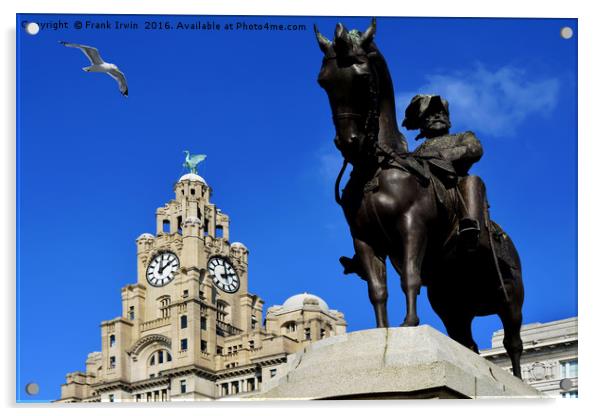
[122, 170, 260, 368]
[57, 168, 347, 402]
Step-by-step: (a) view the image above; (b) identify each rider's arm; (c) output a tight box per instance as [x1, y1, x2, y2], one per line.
[437, 132, 483, 175]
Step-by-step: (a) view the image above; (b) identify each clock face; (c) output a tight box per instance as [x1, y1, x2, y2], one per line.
[146, 252, 180, 287]
[208, 257, 240, 293]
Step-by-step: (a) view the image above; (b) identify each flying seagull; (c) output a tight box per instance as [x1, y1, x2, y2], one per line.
[60, 41, 128, 97]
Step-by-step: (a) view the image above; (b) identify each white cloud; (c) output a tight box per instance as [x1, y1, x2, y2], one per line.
[397, 64, 560, 138]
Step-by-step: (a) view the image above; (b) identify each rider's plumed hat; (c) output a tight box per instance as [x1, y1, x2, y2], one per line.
[402, 94, 450, 131]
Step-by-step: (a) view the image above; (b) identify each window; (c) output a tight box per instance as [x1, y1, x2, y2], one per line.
[162, 219, 170, 233]
[159, 297, 171, 318]
[149, 349, 171, 367]
[204, 218, 210, 236]
[251, 315, 258, 329]
[149, 373, 155, 378]
[221, 383, 229, 396]
[217, 301, 228, 322]
[249, 340, 255, 349]
[177, 216, 183, 235]
[109, 335, 116, 347]
[284, 321, 296, 334]
[201, 340, 207, 352]
[191, 188, 196, 196]
[217, 346, 223, 355]
[180, 379, 187, 394]
[270, 369, 277, 378]
[109, 356, 116, 369]
[181, 338, 188, 351]
[231, 381, 240, 394]
[136, 394, 141, 402]
[304, 328, 311, 341]
[180, 315, 188, 329]
[562, 391, 578, 398]
[108, 394, 114, 402]
[201, 317, 207, 330]
[560, 359, 578, 378]
[183, 290, 189, 298]
[320, 328, 326, 339]
[216, 226, 224, 238]
[128, 306, 135, 320]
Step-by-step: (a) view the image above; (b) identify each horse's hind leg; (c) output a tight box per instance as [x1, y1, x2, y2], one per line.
[442, 314, 479, 353]
[499, 297, 524, 379]
[354, 238, 388, 328]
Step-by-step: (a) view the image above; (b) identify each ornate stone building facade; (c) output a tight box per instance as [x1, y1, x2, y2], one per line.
[57, 173, 346, 402]
[480, 317, 578, 398]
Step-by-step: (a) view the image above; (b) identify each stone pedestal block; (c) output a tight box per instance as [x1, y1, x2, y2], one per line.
[249, 326, 543, 399]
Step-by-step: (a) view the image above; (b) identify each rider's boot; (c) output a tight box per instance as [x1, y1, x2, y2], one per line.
[339, 255, 367, 281]
[458, 175, 487, 253]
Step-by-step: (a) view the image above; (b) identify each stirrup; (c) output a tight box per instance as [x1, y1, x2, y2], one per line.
[458, 218, 480, 251]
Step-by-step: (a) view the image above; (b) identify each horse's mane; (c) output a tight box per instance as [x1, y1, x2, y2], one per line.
[364, 43, 409, 153]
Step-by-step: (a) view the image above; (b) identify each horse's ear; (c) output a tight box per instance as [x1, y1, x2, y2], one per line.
[314, 24, 332, 54]
[335, 23, 350, 43]
[360, 17, 376, 48]
[334, 23, 353, 56]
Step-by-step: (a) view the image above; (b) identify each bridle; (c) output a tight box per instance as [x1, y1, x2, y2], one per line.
[325, 52, 381, 205]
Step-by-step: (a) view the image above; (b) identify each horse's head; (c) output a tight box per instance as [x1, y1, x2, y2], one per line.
[315, 19, 378, 165]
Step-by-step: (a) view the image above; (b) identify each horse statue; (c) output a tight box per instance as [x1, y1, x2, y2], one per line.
[183, 150, 207, 174]
[314, 19, 525, 378]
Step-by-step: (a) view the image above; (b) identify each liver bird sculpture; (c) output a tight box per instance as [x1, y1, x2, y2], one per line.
[183, 151, 207, 174]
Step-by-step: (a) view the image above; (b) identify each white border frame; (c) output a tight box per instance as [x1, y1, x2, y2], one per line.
[3, 1, 598, 415]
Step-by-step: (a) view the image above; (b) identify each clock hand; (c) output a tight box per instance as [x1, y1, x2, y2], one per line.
[159, 258, 173, 274]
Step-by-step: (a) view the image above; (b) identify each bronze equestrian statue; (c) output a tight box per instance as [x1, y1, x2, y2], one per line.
[314, 18, 525, 378]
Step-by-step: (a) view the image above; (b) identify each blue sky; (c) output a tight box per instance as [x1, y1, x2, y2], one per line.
[16, 14, 577, 401]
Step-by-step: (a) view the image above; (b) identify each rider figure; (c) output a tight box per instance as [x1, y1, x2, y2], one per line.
[402, 94, 487, 250]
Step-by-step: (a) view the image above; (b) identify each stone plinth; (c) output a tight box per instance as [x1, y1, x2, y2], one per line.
[249, 326, 543, 399]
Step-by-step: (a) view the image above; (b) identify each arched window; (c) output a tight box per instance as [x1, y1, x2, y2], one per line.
[148, 349, 172, 368]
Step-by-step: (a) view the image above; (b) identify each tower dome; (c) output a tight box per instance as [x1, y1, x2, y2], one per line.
[178, 173, 207, 184]
[281, 292, 330, 314]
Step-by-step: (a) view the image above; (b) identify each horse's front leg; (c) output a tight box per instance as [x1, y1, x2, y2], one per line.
[390, 220, 427, 327]
[353, 238, 388, 328]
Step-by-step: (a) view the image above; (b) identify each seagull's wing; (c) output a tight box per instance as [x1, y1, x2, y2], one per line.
[107, 68, 129, 97]
[60, 41, 104, 65]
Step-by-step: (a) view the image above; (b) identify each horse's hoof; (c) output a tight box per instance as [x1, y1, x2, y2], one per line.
[400, 318, 420, 327]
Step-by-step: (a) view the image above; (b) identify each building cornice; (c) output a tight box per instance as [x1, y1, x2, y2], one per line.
[160, 364, 218, 381]
[481, 337, 577, 358]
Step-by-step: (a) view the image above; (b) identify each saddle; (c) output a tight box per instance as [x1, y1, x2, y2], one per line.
[371, 143, 457, 208]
